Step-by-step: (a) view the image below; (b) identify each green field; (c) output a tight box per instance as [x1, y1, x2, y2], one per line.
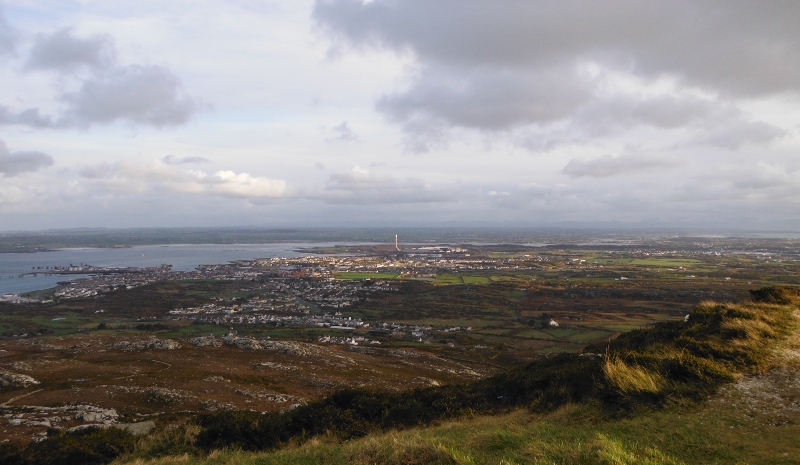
[333, 272, 400, 280]
[595, 258, 704, 267]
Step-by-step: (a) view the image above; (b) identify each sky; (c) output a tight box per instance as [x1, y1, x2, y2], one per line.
[1, 0, 799, 231]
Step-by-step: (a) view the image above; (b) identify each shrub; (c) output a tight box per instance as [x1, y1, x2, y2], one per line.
[20, 427, 136, 465]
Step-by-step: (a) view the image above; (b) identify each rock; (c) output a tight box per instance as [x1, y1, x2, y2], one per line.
[221, 335, 315, 356]
[145, 387, 195, 403]
[108, 338, 180, 351]
[0, 370, 41, 388]
[113, 421, 155, 436]
[222, 335, 265, 350]
[414, 377, 441, 386]
[189, 336, 222, 347]
[67, 424, 105, 433]
[26, 421, 51, 428]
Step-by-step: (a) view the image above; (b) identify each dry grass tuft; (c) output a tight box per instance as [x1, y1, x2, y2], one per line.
[603, 357, 665, 394]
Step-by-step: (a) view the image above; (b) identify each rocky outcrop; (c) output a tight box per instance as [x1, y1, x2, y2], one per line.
[221, 334, 266, 350]
[3, 404, 118, 430]
[113, 420, 156, 436]
[233, 389, 305, 403]
[221, 335, 316, 356]
[109, 338, 181, 351]
[189, 336, 222, 347]
[0, 370, 40, 388]
[102, 385, 195, 403]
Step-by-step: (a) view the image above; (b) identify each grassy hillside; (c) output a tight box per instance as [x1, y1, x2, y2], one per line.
[117, 396, 800, 465]
[4, 286, 799, 465]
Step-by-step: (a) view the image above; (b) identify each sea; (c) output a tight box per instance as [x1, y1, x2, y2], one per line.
[0, 243, 358, 295]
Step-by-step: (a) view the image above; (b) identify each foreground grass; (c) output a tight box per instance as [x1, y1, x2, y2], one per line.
[117, 398, 800, 465]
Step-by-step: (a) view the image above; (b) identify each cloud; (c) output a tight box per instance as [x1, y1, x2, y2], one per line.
[314, 0, 799, 151]
[79, 158, 287, 199]
[61, 64, 199, 128]
[0, 17, 200, 130]
[207, 170, 287, 198]
[0, 106, 56, 128]
[162, 155, 210, 165]
[562, 153, 679, 178]
[327, 121, 358, 142]
[26, 28, 115, 71]
[0, 140, 54, 177]
[314, 0, 800, 96]
[318, 165, 456, 204]
[571, 95, 786, 148]
[377, 65, 592, 131]
[697, 120, 786, 150]
[0, 6, 16, 55]
[0, 66, 200, 129]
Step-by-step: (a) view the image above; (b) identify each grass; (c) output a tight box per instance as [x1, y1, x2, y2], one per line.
[434, 274, 464, 285]
[114, 399, 800, 465]
[603, 357, 666, 394]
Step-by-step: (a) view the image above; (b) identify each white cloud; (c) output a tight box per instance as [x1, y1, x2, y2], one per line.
[209, 170, 287, 198]
[79, 158, 287, 199]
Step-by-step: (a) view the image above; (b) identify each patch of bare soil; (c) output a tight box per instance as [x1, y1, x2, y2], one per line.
[714, 314, 800, 426]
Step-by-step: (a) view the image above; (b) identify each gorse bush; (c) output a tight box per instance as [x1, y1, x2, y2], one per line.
[0, 426, 136, 465]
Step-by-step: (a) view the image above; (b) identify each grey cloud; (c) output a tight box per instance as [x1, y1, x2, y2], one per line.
[697, 120, 786, 150]
[61, 64, 199, 128]
[26, 28, 115, 71]
[0, 106, 57, 128]
[573, 95, 785, 148]
[0, 19, 200, 130]
[163, 155, 210, 165]
[562, 154, 679, 178]
[0, 140, 54, 176]
[0, 65, 200, 129]
[482, 183, 601, 213]
[314, 0, 800, 97]
[314, 0, 800, 149]
[0, 7, 16, 55]
[318, 166, 456, 204]
[576, 95, 714, 134]
[327, 121, 358, 142]
[377, 64, 591, 131]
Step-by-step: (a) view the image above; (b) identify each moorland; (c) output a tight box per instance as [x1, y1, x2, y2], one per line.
[1, 232, 799, 464]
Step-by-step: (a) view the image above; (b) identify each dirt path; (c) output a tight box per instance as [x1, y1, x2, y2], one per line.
[1, 388, 43, 406]
[112, 359, 172, 380]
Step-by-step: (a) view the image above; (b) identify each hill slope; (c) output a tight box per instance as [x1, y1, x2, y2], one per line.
[4, 287, 799, 465]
